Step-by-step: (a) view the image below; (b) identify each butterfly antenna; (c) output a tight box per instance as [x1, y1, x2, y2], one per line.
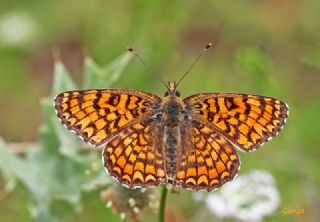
[175, 42, 213, 89]
[127, 47, 170, 90]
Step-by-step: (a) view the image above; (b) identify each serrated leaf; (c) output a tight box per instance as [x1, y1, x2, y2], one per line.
[0, 53, 123, 222]
[43, 59, 81, 156]
[0, 140, 51, 221]
[52, 60, 77, 96]
[0, 138, 103, 222]
[41, 97, 82, 157]
[0, 139, 17, 192]
[83, 51, 131, 89]
[81, 168, 112, 192]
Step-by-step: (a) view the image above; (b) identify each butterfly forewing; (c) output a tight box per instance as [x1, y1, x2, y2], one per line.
[175, 120, 240, 191]
[184, 93, 289, 152]
[54, 89, 161, 146]
[103, 117, 167, 188]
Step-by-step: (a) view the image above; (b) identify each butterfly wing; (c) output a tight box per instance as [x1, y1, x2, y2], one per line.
[54, 89, 161, 146]
[184, 93, 289, 152]
[103, 117, 166, 188]
[175, 120, 240, 191]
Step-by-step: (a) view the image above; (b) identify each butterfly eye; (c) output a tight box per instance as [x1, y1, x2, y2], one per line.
[175, 91, 181, 97]
[164, 91, 169, 97]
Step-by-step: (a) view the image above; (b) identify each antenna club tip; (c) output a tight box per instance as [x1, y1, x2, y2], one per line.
[206, 42, 213, 49]
[127, 47, 134, 52]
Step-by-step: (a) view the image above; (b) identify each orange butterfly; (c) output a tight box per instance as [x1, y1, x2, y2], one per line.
[54, 43, 288, 191]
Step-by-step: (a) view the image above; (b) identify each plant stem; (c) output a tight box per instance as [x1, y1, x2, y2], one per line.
[159, 186, 168, 222]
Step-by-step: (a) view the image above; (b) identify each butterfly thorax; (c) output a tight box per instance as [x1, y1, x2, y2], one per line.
[162, 81, 183, 124]
[163, 98, 181, 125]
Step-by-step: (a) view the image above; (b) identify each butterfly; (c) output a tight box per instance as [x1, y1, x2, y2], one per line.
[54, 43, 289, 191]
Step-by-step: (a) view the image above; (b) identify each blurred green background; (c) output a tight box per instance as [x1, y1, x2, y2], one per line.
[0, 0, 319, 222]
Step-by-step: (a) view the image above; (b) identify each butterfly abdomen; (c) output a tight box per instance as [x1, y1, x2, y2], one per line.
[164, 125, 180, 180]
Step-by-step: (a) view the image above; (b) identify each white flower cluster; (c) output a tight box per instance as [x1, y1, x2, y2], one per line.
[193, 170, 280, 222]
[0, 12, 39, 48]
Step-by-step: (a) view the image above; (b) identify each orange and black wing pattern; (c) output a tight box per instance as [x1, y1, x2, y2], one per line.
[184, 93, 289, 152]
[175, 120, 240, 191]
[103, 118, 166, 188]
[54, 89, 161, 146]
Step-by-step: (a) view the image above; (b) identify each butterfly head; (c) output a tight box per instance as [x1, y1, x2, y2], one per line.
[164, 81, 180, 97]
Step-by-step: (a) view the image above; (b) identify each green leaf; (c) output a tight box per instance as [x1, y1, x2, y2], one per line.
[52, 59, 77, 96]
[0, 139, 17, 193]
[83, 51, 131, 89]
[0, 138, 110, 222]
[41, 96, 82, 157]
[48, 55, 81, 156]
[0, 52, 126, 221]
[81, 168, 111, 192]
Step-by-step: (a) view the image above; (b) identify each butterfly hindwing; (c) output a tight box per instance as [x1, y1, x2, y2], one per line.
[102, 118, 167, 188]
[175, 120, 240, 191]
[184, 93, 289, 152]
[54, 89, 161, 146]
